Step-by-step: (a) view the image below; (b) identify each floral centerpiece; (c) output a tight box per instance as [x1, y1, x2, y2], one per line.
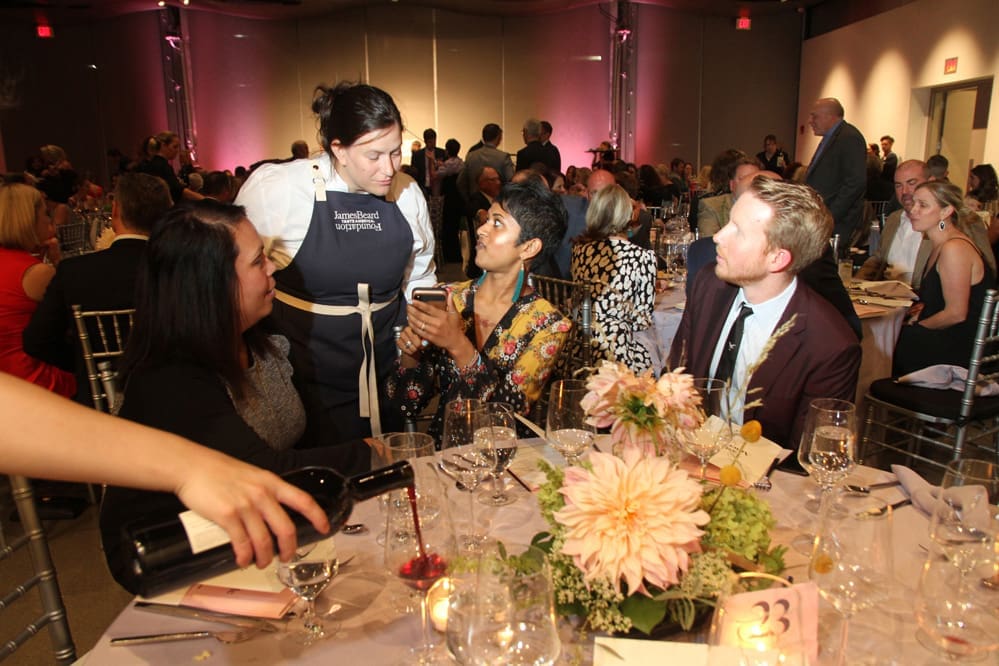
[532, 361, 786, 636]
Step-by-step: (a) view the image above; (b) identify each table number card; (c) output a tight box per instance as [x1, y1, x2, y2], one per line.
[711, 580, 819, 664]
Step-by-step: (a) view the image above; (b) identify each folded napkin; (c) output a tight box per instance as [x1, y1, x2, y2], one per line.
[853, 280, 917, 300]
[898, 365, 999, 396]
[892, 464, 992, 523]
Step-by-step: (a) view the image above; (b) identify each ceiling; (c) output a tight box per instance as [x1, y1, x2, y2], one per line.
[2, 0, 826, 24]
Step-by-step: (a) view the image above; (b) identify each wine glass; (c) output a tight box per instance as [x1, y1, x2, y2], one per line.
[808, 492, 894, 666]
[276, 537, 339, 644]
[475, 403, 519, 507]
[797, 398, 857, 513]
[915, 555, 999, 661]
[438, 398, 492, 549]
[384, 470, 453, 664]
[685, 378, 734, 480]
[927, 459, 998, 578]
[546, 379, 595, 466]
[378, 432, 435, 546]
[449, 541, 561, 666]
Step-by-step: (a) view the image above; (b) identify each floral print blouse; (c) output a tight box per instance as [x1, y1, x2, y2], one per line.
[388, 280, 571, 441]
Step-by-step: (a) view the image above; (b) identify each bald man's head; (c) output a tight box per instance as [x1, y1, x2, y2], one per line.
[587, 169, 616, 199]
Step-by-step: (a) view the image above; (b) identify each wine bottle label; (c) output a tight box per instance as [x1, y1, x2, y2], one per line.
[178, 510, 231, 554]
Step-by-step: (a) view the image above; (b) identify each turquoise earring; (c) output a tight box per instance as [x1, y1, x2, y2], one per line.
[512, 261, 525, 303]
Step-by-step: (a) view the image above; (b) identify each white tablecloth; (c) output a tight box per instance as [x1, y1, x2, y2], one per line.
[78, 441, 952, 665]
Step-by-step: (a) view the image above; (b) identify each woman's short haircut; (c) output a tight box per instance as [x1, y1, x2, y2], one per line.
[581, 184, 632, 241]
[0, 183, 45, 250]
[120, 200, 273, 399]
[312, 82, 403, 154]
[495, 180, 567, 271]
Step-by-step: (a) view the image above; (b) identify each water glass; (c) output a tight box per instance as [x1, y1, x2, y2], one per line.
[546, 379, 595, 466]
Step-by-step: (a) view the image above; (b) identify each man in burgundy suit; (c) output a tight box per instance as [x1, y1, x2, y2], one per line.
[668, 177, 860, 459]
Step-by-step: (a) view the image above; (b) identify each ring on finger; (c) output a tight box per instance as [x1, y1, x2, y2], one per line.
[420, 321, 427, 332]
[405, 340, 414, 349]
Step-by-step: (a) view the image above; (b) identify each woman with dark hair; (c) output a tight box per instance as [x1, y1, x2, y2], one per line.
[637, 163, 678, 208]
[135, 131, 202, 203]
[101, 200, 368, 591]
[570, 184, 656, 372]
[388, 180, 571, 440]
[893, 181, 995, 376]
[0, 183, 74, 396]
[236, 82, 436, 444]
[966, 163, 998, 211]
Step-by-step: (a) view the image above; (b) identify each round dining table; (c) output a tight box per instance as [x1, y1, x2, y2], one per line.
[78, 439, 952, 665]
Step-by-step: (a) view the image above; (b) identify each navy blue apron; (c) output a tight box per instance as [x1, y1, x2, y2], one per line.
[273, 163, 413, 439]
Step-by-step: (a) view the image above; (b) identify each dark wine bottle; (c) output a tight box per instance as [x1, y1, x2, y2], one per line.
[115, 461, 413, 597]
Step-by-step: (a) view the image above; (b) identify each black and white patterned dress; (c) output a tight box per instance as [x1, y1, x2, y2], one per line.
[570, 237, 657, 372]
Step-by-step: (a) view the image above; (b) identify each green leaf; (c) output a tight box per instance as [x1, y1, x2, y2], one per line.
[619, 594, 668, 635]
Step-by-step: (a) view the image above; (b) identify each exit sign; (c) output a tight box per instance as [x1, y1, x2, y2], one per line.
[736, 17, 752, 30]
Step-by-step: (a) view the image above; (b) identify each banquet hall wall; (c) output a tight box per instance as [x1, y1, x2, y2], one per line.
[0, 4, 802, 185]
[797, 0, 998, 188]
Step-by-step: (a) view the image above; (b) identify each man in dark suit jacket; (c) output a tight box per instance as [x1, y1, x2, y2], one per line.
[410, 128, 446, 195]
[516, 118, 558, 173]
[879, 135, 898, 182]
[539, 120, 562, 174]
[23, 172, 173, 405]
[668, 177, 860, 458]
[805, 98, 867, 245]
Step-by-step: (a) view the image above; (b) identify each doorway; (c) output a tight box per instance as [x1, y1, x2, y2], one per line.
[925, 77, 992, 191]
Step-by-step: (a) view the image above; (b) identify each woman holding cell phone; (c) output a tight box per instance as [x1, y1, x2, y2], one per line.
[388, 180, 572, 443]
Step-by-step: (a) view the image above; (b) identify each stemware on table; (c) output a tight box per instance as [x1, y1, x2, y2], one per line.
[384, 466, 454, 665]
[916, 458, 999, 661]
[275, 537, 339, 645]
[685, 377, 734, 480]
[438, 398, 492, 548]
[378, 432, 436, 546]
[447, 541, 560, 666]
[545, 379, 595, 466]
[474, 402, 519, 507]
[808, 492, 893, 666]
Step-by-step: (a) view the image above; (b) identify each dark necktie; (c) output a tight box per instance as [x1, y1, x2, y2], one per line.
[713, 303, 754, 383]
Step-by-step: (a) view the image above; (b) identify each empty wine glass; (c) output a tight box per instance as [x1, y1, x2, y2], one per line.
[928, 459, 998, 578]
[276, 537, 339, 644]
[438, 398, 491, 549]
[546, 379, 595, 466]
[808, 492, 893, 666]
[449, 541, 561, 666]
[377, 432, 435, 546]
[385, 469, 453, 664]
[685, 378, 734, 480]
[915, 555, 999, 661]
[475, 403, 519, 507]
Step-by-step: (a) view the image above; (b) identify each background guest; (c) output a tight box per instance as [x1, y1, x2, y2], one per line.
[0, 183, 74, 397]
[571, 184, 656, 372]
[893, 181, 994, 376]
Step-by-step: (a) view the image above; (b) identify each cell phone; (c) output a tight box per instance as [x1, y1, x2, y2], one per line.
[412, 287, 448, 311]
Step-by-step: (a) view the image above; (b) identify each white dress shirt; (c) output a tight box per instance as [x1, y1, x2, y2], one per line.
[709, 278, 798, 422]
[884, 211, 922, 284]
[235, 152, 437, 300]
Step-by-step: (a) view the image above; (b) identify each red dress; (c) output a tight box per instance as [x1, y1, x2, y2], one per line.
[0, 247, 76, 396]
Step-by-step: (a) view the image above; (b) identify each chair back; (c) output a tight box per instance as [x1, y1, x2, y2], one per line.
[0, 476, 76, 663]
[958, 288, 999, 424]
[71, 305, 134, 413]
[530, 273, 593, 392]
[55, 221, 90, 257]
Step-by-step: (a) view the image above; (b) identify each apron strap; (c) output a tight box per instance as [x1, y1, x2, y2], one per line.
[274, 284, 397, 437]
[312, 161, 327, 202]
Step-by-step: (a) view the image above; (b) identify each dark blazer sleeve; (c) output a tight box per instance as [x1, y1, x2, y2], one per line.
[23, 264, 74, 371]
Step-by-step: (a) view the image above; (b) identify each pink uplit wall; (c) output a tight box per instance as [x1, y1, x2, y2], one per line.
[1, 3, 807, 184]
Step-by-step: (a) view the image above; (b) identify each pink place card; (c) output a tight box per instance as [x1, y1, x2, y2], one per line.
[180, 583, 298, 619]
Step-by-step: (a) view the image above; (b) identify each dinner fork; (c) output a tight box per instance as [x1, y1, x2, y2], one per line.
[111, 626, 263, 646]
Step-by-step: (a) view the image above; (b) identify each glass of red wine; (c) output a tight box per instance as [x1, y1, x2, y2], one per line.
[384, 468, 454, 664]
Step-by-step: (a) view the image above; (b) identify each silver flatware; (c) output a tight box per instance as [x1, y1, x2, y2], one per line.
[342, 523, 368, 535]
[752, 456, 782, 491]
[844, 480, 901, 494]
[111, 626, 262, 646]
[857, 498, 911, 518]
